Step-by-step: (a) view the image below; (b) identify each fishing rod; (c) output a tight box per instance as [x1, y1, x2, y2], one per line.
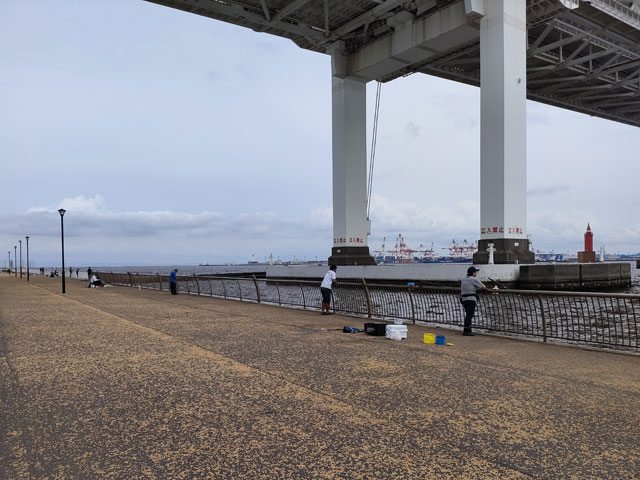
[488, 277, 507, 289]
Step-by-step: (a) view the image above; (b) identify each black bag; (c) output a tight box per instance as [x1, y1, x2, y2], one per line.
[364, 322, 386, 336]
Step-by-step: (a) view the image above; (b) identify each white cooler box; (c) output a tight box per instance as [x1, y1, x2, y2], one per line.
[385, 324, 407, 340]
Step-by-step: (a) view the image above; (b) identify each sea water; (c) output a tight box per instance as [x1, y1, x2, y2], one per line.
[42, 262, 640, 294]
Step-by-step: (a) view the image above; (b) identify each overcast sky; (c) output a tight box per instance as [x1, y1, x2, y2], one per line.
[1, 0, 640, 267]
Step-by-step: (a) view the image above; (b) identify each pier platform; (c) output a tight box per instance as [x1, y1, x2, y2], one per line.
[1, 276, 639, 478]
[267, 262, 632, 290]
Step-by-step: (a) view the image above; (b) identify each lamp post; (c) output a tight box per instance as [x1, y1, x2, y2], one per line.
[8, 250, 10, 275]
[19, 240, 22, 279]
[25, 236, 30, 282]
[14, 246, 17, 277]
[58, 209, 66, 295]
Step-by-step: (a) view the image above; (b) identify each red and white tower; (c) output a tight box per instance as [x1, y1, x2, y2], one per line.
[578, 223, 596, 263]
[584, 223, 594, 252]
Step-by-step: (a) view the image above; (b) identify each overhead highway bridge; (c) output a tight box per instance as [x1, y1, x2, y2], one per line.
[144, 0, 640, 264]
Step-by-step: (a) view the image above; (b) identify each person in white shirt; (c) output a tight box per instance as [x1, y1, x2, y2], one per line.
[320, 265, 337, 315]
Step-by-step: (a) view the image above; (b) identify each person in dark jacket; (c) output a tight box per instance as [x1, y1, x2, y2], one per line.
[460, 266, 487, 336]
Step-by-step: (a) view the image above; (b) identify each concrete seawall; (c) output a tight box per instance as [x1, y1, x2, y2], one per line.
[519, 262, 632, 290]
[266, 262, 633, 290]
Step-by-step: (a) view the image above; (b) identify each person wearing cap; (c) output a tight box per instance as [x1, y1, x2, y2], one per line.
[320, 265, 337, 315]
[460, 266, 487, 336]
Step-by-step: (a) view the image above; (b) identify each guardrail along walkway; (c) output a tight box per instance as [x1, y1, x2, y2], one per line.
[101, 272, 640, 352]
[1, 276, 639, 479]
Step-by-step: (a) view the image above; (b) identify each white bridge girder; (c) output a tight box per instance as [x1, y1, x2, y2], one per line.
[146, 0, 640, 127]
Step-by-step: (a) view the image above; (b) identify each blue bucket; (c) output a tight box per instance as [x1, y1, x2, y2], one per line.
[435, 335, 446, 345]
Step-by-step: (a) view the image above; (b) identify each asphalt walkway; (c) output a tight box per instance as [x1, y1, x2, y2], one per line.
[1, 275, 639, 479]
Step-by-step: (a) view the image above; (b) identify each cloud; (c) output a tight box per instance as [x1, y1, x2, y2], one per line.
[454, 117, 479, 129]
[0, 193, 484, 264]
[527, 184, 571, 197]
[527, 103, 550, 125]
[5, 191, 640, 266]
[205, 70, 221, 83]
[0, 196, 335, 264]
[405, 121, 421, 137]
[368, 194, 479, 249]
[28, 194, 107, 213]
[527, 208, 640, 253]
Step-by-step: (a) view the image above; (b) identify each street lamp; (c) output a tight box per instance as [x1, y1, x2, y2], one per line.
[7, 250, 10, 275]
[58, 208, 66, 295]
[19, 240, 22, 279]
[25, 236, 30, 282]
[14, 245, 17, 277]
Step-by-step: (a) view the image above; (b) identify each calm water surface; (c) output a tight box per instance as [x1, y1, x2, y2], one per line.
[44, 262, 640, 294]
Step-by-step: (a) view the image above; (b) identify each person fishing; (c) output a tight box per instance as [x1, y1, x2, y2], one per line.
[460, 266, 487, 336]
[320, 265, 337, 315]
[169, 268, 178, 295]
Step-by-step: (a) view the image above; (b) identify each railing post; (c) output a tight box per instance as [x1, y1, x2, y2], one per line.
[407, 284, 416, 324]
[276, 281, 281, 306]
[252, 275, 261, 303]
[537, 295, 547, 342]
[222, 279, 227, 298]
[157, 273, 162, 291]
[362, 279, 372, 318]
[194, 275, 200, 296]
[127, 272, 133, 287]
[237, 279, 242, 301]
[299, 282, 306, 310]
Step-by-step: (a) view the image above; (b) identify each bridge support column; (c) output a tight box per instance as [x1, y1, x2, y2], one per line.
[473, 0, 534, 265]
[328, 76, 375, 266]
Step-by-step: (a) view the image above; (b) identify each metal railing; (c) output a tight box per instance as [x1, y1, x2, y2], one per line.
[98, 272, 640, 353]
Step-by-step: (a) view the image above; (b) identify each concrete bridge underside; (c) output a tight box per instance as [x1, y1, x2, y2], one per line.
[145, 0, 640, 264]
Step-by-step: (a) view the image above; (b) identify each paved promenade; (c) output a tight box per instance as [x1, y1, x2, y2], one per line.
[1, 275, 639, 479]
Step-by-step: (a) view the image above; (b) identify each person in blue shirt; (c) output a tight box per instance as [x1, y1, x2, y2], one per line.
[169, 268, 178, 295]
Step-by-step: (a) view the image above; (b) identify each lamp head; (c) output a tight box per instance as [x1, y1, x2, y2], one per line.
[58, 208, 66, 217]
[25, 236, 29, 240]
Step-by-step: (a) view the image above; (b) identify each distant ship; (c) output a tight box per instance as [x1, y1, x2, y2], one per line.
[534, 251, 564, 262]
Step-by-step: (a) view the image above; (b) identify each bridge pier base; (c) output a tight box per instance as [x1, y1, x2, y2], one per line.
[328, 246, 376, 266]
[474, 238, 534, 265]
